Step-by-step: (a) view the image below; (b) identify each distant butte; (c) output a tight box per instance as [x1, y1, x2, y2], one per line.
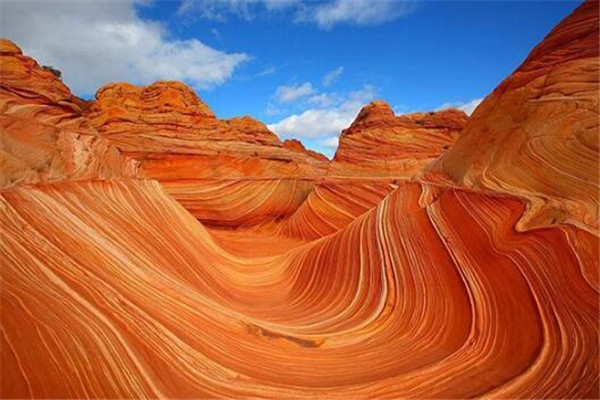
[330, 100, 468, 177]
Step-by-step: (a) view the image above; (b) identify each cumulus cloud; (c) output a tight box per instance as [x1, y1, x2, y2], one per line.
[323, 66, 344, 87]
[1, 0, 248, 95]
[179, 0, 416, 29]
[275, 82, 315, 103]
[436, 98, 483, 116]
[268, 84, 377, 139]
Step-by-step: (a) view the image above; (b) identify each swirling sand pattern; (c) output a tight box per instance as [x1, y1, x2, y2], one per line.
[278, 179, 398, 239]
[161, 178, 315, 228]
[1, 180, 598, 398]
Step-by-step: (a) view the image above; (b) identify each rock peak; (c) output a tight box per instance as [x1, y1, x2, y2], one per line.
[332, 102, 468, 177]
[283, 139, 329, 162]
[352, 100, 395, 125]
[0, 38, 22, 55]
[95, 80, 215, 118]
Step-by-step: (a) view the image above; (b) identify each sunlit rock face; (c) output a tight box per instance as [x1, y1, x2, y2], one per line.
[2, 180, 598, 399]
[281, 101, 469, 238]
[0, 39, 141, 189]
[88, 81, 329, 180]
[285, 101, 469, 239]
[1, 2, 599, 399]
[425, 0, 599, 234]
[330, 100, 468, 178]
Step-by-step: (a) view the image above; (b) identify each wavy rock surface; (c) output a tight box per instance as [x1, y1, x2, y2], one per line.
[2, 180, 597, 399]
[0, 40, 141, 189]
[278, 179, 399, 239]
[278, 103, 468, 239]
[1, 2, 599, 399]
[330, 100, 467, 178]
[164, 178, 315, 228]
[425, 1, 599, 234]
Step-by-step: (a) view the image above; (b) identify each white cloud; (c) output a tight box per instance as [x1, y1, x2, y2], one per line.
[1, 0, 248, 95]
[257, 66, 276, 77]
[265, 102, 283, 116]
[323, 66, 344, 87]
[211, 28, 222, 40]
[268, 84, 377, 139]
[297, 0, 417, 29]
[268, 109, 350, 139]
[275, 82, 315, 103]
[179, 0, 416, 29]
[457, 98, 483, 115]
[321, 136, 339, 148]
[436, 98, 483, 116]
[308, 93, 340, 107]
[392, 104, 413, 115]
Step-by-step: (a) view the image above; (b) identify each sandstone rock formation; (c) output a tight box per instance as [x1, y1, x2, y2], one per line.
[2, 179, 597, 399]
[330, 100, 468, 177]
[283, 138, 330, 162]
[1, 2, 598, 399]
[424, 0, 599, 234]
[88, 81, 328, 180]
[86, 81, 328, 226]
[0, 39, 141, 189]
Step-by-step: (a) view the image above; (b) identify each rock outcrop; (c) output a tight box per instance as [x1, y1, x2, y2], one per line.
[86, 81, 328, 226]
[425, 0, 599, 234]
[0, 40, 141, 189]
[329, 100, 468, 177]
[87, 81, 328, 180]
[283, 138, 330, 162]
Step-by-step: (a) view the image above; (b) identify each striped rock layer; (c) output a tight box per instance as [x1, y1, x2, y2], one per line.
[329, 100, 468, 178]
[278, 102, 470, 238]
[2, 180, 597, 399]
[1, 2, 599, 399]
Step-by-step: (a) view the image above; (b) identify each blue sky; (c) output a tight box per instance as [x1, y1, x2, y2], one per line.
[2, 0, 580, 157]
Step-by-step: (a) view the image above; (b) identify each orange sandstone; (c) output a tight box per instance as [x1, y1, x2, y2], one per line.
[87, 81, 328, 180]
[330, 100, 467, 178]
[0, 39, 140, 189]
[0, 2, 599, 399]
[85, 81, 328, 226]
